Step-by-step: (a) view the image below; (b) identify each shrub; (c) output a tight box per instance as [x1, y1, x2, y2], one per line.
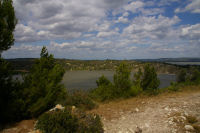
[128, 85, 143, 97]
[187, 115, 198, 124]
[193, 124, 200, 132]
[66, 91, 96, 110]
[35, 108, 79, 133]
[141, 64, 160, 91]
[96, 75, 111, 87]
[190, 68, 200, 83]
[133, 68, 142, 87]
[177, 69, 187, 83]
[167, 82, 179, 91]
[35, 107, 103, 133]
[90, 84, 115, 101]
[0, 58, 26, 124]
[113, 62, 132, 95]
[23, 47, 67, 117]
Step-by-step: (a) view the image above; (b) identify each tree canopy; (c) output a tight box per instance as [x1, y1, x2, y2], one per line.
[0, 0, 17, 54]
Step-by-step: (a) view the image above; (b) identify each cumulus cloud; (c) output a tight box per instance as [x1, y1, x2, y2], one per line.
[13, 0, 117, 42]
[175, 0, 200, 13]
[123, 15, 180, 40]
[180, 24, 200, 41]
[124, 1, 144, 13]
[2, 0, 200, 59]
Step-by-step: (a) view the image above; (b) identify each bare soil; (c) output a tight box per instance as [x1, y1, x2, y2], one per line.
[90, 85, 200, 133]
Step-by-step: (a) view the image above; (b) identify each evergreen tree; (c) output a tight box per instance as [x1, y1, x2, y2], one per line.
[113, 62, 132, 95]
[177, 69, 187, 83]
[133, 68, 143, 87]
[96, 75, 111, 87]
[0, 0, 18, 125]
[141, 64, 160, 91]
[0, 0, 17, 54]
[23, 47, 67, 117]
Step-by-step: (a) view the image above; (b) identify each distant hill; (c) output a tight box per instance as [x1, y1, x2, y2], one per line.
[6, 58, 200, 73]
[134, 58, 200, 62]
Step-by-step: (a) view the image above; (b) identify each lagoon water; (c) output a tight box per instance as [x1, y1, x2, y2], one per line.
[62, 70, 176, 91]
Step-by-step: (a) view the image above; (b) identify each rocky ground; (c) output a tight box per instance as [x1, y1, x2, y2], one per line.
[1, 86, 200, 133]
[91, 86, 200, 133]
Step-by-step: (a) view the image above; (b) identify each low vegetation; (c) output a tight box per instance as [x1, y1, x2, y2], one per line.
[91, 61, 200, 102]
[90, 62, 160, 101]
[1, 47, 103, 132]
[35, 107, 103, 133]
[65, 90, 96, 110]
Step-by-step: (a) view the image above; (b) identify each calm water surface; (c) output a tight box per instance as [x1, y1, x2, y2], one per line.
[62, 70, 176, 90]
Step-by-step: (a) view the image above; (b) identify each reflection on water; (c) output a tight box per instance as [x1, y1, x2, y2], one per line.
[62, 70, 176, 90]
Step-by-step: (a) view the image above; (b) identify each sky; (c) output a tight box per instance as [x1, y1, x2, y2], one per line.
[2, 0, 200, 59]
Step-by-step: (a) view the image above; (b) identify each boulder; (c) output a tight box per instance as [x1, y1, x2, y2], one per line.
[184, 125, 194, 131]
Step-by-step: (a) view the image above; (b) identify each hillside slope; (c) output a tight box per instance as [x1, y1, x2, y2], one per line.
[91, 86, 200, 133]
[2, 86, 200, 133]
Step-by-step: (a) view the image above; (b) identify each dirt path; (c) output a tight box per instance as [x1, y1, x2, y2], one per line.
[91, 86, 200, 133]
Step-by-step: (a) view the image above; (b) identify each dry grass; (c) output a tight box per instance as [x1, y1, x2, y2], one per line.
[187, 115, 198, 124]
[89, 85, 200, 120]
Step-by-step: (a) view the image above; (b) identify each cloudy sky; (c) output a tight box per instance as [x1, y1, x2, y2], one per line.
[2, 0, 200, 59]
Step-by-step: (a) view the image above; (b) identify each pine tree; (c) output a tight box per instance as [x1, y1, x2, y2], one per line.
[141, 64, 160, 90]
[23, 47, 67, 117]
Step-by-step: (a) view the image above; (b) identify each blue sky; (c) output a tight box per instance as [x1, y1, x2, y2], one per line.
[2, 0, 200, 59]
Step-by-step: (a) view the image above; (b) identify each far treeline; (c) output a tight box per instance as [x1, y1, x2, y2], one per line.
[6, 58, 200, 74]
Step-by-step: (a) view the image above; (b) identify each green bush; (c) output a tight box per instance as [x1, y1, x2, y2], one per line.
[113, 62, 132, 95]
[35, 107, 103, 133]
[66, 91, 96, 110]
[128, 85, 143, 97]
[35, 108, 79, 133]
[96, 75, 111, 87]
[23, 47, 67, 117]
[177, 69, 187, 83]
[0, 58, 26, 124]
[90, 84, 115, 101]
[133, 68, 142, 86]
[189, 68, 200, 83]
[141, 64, 160, 91]
[167, 82, 179, 91]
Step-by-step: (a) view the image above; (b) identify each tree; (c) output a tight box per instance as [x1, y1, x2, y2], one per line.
[177, 69, 187, 83]
[133, 68, 143, 87]
[96, 75, 111, 87]
[141, 64, 160, 91]
[0, 0, 18, 125]
[113, 62, 132, 95]
[23, 47, 67, 117]
[189, 68, 200, 83]
[0, 0, 17, 54]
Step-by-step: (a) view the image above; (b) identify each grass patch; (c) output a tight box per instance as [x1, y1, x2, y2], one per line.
[192, 124, 200, 132]
[65, 90, 96, 110]
[186, 115, 198, 124]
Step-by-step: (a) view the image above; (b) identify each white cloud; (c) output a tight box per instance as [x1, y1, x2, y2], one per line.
[180, 24, 200, 41]
[13, 0, 125, 43]
[2, 0, 200, 59]
[175, 0, 200, 14]
[97, 31, 119, 38]
[124, 1, 144, 13]
[123, 15, 180, 40]
[116, 16, 129, 23]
